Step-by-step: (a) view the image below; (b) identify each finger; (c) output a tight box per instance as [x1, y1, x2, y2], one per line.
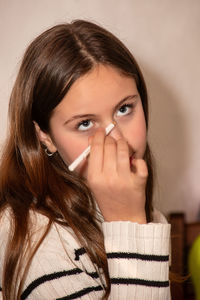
[131, 159, 148, 185]
[103, 136, 117, 172]
[88, 128, 105, 174]
[117, 139, 130, 174]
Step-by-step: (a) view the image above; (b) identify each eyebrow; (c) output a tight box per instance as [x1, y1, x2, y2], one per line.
[64, 94, 138, 125]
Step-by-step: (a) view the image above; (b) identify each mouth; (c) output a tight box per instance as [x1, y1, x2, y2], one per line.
[129, 152, 136, 164]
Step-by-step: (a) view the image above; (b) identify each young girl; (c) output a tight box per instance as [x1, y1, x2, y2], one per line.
[0, 20, 170, 299]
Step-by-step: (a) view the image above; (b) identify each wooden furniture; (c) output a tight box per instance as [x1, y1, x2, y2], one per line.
[168, 213, 200, 300]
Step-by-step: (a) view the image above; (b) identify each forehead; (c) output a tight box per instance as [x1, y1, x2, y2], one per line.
[53, 64, 138, 115]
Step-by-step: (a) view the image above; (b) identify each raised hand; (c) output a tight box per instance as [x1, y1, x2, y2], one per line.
[87, 128, 148, 224]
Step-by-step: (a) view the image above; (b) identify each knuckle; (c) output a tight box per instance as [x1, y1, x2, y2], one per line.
[118, 138, 126, 146]
[105, 136, 115, 145]
[139, 161, 148, 178]
[106, 175, 119, 190]
[91, 141, 102, 149]
[106, 176, 115, 187]
[117, 139, 128, 151]
[91, 131, 104, 146]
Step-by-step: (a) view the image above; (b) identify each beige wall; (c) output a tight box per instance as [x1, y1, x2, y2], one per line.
[0, 0, 199, 221]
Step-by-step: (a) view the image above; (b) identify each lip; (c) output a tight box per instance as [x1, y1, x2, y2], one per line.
[129, 152, 135, 164]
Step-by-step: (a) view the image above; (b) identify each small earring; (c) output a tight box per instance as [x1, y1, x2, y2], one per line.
[45, 147, 54, 157]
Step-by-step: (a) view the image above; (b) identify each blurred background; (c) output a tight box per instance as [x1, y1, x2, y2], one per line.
[0, 0, 199, 222]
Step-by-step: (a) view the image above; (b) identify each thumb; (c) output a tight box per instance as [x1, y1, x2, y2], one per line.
[131, 158, 148, 185]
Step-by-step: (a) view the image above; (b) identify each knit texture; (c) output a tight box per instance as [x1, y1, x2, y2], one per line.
[0, 209, 171, 299]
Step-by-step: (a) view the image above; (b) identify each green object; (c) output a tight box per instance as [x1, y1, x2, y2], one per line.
[188, 235, 200, 300]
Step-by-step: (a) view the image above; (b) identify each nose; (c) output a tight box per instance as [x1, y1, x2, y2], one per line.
[108, 122, 124, 141]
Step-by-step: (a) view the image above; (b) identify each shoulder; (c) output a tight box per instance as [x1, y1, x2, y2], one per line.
[20, 213, 101, 299]
[0, 207, 12, 245]
[0, 207, 13, 282]
[0, 207, 81, 258]
[0, 209, 100, 298]
[0, 206, 12, 227]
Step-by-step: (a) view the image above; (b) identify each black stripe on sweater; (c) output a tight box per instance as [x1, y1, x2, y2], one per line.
[74, 247, 86, 261]
[86, 270, 99, 279]
[74, 248, 169, 263]
[56, 285, 103, 299]
[107, 252, 169, 262]
[111, 277, 169, 287]
[21, 268, 83, 300]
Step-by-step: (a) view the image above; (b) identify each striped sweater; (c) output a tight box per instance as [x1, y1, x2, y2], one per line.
[0, 209, 171, 299]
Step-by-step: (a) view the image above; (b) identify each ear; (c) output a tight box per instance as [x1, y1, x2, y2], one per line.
[34, 122, 57, 153]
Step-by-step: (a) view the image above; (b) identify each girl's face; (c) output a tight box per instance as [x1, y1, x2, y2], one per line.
[40, 65, 147, 176]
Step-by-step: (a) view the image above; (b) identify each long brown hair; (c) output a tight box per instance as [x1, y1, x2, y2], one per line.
[0, 20, 154, 299]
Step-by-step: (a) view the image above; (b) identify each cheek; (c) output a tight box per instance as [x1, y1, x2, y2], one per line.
[126, 114, 147, 152]
[136, 120, 147, 143]
[52, 133, 88, 166]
